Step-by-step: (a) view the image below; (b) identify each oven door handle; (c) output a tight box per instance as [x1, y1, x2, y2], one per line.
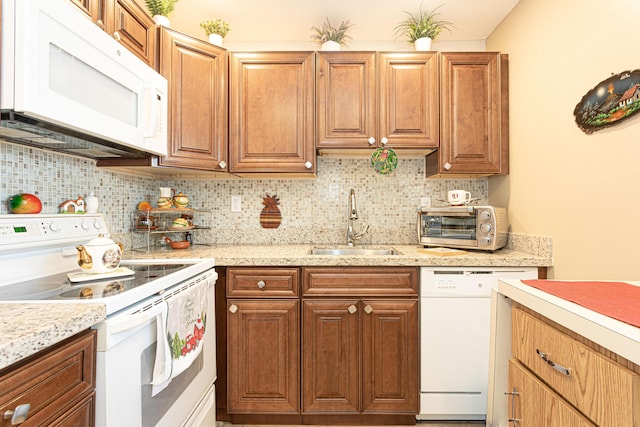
[108, 302, 167, 335]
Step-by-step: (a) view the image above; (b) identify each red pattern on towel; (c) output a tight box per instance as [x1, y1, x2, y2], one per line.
[522, 280, 640, 328]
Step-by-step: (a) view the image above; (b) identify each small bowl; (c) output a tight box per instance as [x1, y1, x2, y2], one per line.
[165, 238, 190, 250]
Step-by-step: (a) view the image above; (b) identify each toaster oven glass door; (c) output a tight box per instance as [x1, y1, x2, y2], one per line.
[421, 214, 477, 240]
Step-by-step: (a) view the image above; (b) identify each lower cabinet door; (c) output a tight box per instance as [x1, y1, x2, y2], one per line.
[508, 359, 595, 426]
[227, 299, 299, 414]
[362, 299, 418, 414]
[302, 299, 360, 414]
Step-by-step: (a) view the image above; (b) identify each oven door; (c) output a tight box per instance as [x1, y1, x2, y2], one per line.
[93, 270, 216, 427]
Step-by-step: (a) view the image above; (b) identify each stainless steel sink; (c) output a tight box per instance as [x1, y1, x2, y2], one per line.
[308, 247, 401, 256]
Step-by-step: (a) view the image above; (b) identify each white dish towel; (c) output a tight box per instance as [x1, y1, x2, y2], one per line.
[151, 279, 208, 396]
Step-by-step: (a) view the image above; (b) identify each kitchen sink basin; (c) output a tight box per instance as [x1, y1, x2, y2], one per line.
[308, 247, 401, 256]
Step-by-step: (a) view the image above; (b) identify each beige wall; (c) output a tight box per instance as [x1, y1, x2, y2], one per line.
[487, 0, 640, 279]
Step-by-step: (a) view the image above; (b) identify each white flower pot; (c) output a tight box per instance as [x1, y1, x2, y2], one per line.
[414, 37, 433, 51]
[153, 15, 170, 27]
[321, 41, 341, 51]
[208, 33, 223, 47]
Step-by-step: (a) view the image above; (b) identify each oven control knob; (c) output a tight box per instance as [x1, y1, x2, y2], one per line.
[480, 223, 492, 233]
[81, 222, 90, 230]
[49, 223, 60, 232]
[93, 221, 102, 230]
[480, 236, 492, 246]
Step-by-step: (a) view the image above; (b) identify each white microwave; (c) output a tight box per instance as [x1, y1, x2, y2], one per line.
[0, 0, 168, 158]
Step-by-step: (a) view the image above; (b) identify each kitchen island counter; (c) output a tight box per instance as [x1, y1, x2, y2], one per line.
[126, 244, 552, 267]
[0, 303, 105, 370]
[497, 278, 640, 365]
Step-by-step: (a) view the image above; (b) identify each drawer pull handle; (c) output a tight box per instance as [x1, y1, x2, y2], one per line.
[536, 349, 571, 376]
[257, 280, 266, 289]
[504, 387, 520, 425]
[4, 403, 30, 425]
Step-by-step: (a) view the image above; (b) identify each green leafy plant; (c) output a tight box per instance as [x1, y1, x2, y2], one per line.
[145, 0, 179, 17]
[394, 3, 454, 43]
[200, 19, 231, 38]
[310, 17, 354, 45]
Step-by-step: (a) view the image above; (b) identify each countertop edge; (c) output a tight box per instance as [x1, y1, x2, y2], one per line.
[126, 244, 552, 267]
[0, 302, 106, 371]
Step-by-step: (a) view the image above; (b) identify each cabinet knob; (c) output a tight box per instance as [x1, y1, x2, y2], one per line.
[444, 162, 452, 170]
[348, 304, 357, 314]
[304, 161, 313, 169]
[368, 137, 376, 145]
[257, 280, 266, 289]
[229, 304, 238, 314]
[4, 403, 30, 425]
[380, 137, 389, 145]
[96, 19, 105, 30]
[218, 160, 227, 169]
[112, 31, 121, 42]
[364, 304, 373, 314]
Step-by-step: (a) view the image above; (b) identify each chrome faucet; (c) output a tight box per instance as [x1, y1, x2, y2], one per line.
[347, 188, 369, 246]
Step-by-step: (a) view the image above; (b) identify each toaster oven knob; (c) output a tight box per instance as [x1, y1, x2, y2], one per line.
[480, 223, 492, 233]
[480, 236, 492, 246]
[479, 211, 492, 221]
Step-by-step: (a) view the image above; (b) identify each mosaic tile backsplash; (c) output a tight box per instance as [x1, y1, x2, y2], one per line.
[0, 142, 488, 249]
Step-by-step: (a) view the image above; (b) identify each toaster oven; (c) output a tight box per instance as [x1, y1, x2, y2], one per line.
[417, 206, 508, 251]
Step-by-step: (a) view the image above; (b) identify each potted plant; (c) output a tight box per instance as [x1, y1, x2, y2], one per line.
[310, 17, 354, 51]
[145, 0, 179, 27]
[200, 19, 230, 47]
[394, 3, 453, 51]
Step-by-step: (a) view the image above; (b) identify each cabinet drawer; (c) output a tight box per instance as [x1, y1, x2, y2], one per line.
[512, 308, 640, 427]
[228, 268, 299, 297]
[302, 267, 419, 296]
[0, 329, 96, 427]
[509, 359, 595, 426]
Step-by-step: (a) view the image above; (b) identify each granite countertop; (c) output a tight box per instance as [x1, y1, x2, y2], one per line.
[125, 244, 552, 267]
[498, 279, 640, 366]
[0, 303, 106, 370]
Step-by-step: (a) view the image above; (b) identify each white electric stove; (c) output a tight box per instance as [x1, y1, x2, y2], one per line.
[0, 214, 218, 427]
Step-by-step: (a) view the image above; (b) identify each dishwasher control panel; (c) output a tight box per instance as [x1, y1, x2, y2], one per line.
[420, 267, 538, 297]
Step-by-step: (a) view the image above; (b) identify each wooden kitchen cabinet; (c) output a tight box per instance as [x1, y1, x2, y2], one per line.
[427, 52, 509, 177]
[316, 51, 438, 152]
[103, 0, 156, 68]
[301, 267, 419, 423]
[70, 0, 106, 25]
[229, 52, 316, 174]
[510, 306, 640, 426]
[70, 0, 156, 68]
[508, 359, 594, 426]
[156, 27, 228, 171]
[0, 329, 96, 427]
[226, 268, 300, 415]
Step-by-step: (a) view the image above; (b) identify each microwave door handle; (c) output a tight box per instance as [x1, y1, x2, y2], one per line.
[142, 85, 158, 138]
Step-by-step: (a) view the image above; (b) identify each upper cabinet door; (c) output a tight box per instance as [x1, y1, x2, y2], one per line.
[316, 52, 439, 150]
[229, 52, 316, 174]
[157, 28, 228, 171]
[378, 52, 439, 149]
[436, 52, 509, 176]
[103, 0, 156, 68]
[316, 52, 377, 148]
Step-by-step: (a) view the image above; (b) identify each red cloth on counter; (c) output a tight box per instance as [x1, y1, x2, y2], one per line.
[522, 280, 640, 328]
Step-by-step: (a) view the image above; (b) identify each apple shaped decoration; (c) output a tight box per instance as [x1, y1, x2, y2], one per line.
[7, 193, 42, 214]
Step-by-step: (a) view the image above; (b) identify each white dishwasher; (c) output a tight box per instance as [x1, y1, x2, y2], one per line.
[417, 266, 538, 421]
